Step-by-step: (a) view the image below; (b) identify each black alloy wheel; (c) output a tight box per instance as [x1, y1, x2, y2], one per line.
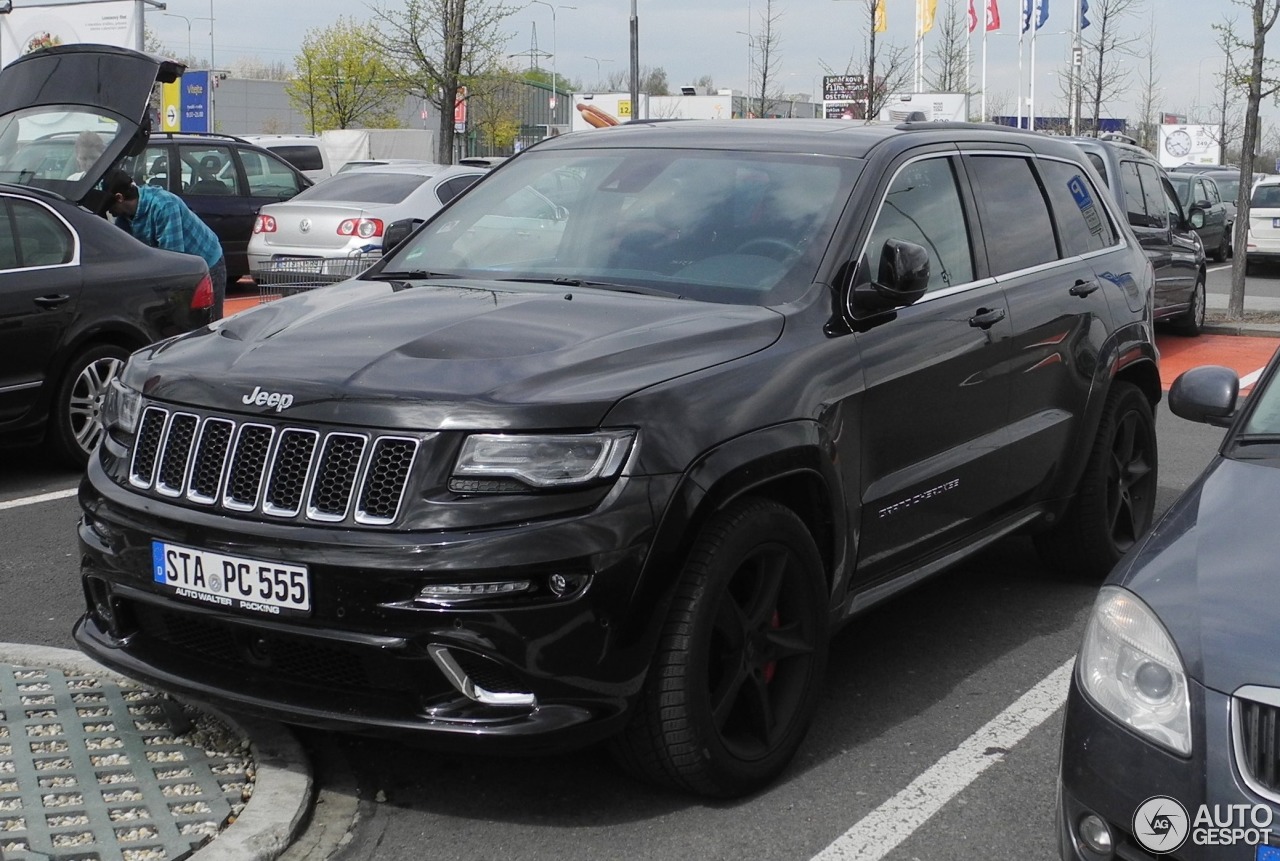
[1035, 381, 1158, 579]
[51, 343, 130, 468]
[611, 498, 829, 798]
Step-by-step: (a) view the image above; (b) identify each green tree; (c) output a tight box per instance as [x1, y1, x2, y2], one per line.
[285, 18, 403, 132]
[373, 0, 519, 164]
[468, 69, 524, 153]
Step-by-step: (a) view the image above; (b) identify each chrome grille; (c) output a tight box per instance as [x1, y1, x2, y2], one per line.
[126, 407, 420, 526]
[1237, 695, 1280, 797]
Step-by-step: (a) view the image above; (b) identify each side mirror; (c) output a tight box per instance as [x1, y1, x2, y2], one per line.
[1188, 206, 1206, 230]
[850, 239, 930, 317]
[383, 217, 424, 253]
[1169, 365, 1239, 427]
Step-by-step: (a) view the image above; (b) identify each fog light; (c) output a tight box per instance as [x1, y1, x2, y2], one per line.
[415, 580, 533, 605]
[548, 572, 588, 598]
[1078, 813, 1113, 855]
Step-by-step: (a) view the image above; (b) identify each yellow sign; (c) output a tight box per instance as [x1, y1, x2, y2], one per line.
[617, 99, 632, 118]
[160, 80, 181, 132]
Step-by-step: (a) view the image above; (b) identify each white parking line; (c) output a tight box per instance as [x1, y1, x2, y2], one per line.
[1242, 367, 1265, 389]
[811, 658, 1075, 861]
[0, 488, 79, 511]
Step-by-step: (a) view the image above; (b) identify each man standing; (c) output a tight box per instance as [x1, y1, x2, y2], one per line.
[104, 169, 226, 318]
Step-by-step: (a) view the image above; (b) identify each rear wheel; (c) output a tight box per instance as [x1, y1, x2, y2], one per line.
[1213, 228, 1231, 262]
[1171, 275, 1206, 336]
[611, 498, 828, 797]
[1034, 381, 1157, 579]
[49, 343, 129, 468]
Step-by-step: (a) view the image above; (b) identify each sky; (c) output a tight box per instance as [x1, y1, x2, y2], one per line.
[145, 0, 1258, 127]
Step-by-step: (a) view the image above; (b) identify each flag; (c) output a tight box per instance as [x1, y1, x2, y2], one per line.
[875, 0, 887, 32]
[986, 0, 1001, 30]
[1081, 0, 1090, 28]
[1036, 0, 1050, 29]
[1021, 0, 1032, 33]
[920, 0, 939, 33]
[968, 0, 979, 32]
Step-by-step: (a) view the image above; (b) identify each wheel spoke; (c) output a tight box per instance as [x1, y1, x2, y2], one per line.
[761, 622, 816, 663]
[710, 662, 751, 731]
[742, 548, 787, 631]
[735, 672, 778, 744]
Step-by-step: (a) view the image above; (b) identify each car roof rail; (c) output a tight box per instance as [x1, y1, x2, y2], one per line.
[151, 131, 253, 145]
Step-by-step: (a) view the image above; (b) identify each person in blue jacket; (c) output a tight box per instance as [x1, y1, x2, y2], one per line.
[104, 169, 225, 318]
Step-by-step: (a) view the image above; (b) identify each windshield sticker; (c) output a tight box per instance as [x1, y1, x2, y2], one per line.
[1068, 175, 1106, 236]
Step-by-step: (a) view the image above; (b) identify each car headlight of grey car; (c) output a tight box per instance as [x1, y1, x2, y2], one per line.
[1078, 586, 1192, 755]
[102, 376, 143, 436]
[452, 431, 635, 490]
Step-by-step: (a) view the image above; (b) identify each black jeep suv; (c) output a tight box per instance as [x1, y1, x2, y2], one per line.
[76, 120, 1160, 797]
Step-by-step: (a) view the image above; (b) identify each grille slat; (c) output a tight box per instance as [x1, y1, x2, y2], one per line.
[1237, 696, 1280, 798]
[128, 408, 416, 526]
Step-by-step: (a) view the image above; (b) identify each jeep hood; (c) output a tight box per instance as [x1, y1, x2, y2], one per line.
[131, 278, 784, 429]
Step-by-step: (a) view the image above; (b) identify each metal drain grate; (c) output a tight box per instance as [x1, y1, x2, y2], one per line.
[0, 665, 253, 861]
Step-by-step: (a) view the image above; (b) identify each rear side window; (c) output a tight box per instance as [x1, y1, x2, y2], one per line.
[437, 175, 480, 205]
[1119, 161, 1168, 229]
[966, 154, 1058, 275]
[1137, 163, 1169, 229]
[239, 149, 305, 198]
[0, 198, 73, 269]
[269, 145, 325, 172]
[1253, 184, 1280, 208]
[1037, 159, 1118, 255]
[863, 156, 974, 294]
[296, 172, 431, 203]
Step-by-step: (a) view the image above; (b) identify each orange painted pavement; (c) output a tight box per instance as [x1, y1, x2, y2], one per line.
[1156, 333, 1279, 391]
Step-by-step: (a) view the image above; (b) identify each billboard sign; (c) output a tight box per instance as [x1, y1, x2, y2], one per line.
[879, 93, 970, 123]
[1158, 124, 1222, 168]
[0, 0, 142, 69]
[181, 71, 210, 133]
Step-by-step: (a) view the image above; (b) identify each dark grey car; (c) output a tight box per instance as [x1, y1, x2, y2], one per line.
[1058, 349, 1280, 860]
[1169, 171, 1232, 261]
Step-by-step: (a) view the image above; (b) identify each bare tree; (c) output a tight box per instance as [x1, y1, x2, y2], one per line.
[1208, 30, 1245, 164]
[603, 66, 669, 95]
[1134, 13, 1161, 152]
[1215, 0, 1280, 319]
[924, 0, 970, 93]
[824, 0, 913, 120]
[373, 0, 518, 164]
[1078, 0, 1141, 134]
[749, 0, 785, 117]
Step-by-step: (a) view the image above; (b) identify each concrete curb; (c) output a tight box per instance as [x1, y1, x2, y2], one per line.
[0, 643, 312, 861]
[1202, 321, 1280, 338]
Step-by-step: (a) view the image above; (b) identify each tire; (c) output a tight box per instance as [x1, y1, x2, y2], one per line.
[610, 498, 829, 798]
[49, 343, 130, 468]
[1171, 276, 1206, 336]
[1213, 229, 1231, 262]
[1034, 381, 1158, 580]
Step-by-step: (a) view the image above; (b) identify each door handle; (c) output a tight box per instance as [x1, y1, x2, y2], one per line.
[968, 307, 1006, 329]
[33, 294, 71, 308]
[1069, 279, 1100, 297]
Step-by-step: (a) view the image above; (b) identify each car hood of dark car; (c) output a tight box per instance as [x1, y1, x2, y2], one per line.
[130, 278, 785, 429]
[1111, 455, 1280, 695]
[0, 44, 184, 203]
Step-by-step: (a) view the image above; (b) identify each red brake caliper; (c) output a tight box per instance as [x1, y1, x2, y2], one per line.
[762, 610, 780, 684]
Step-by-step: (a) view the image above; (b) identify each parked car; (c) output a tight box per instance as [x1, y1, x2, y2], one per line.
[239, 134, 332, 182]
[1057, 355, 1280, 860]
[246, 163, 486, 276]
[118, 132, 313, 282]
[1246, 176, 1280, 272]
[1072, 136, 1210, 334]
[1170, 165, 1242, 238]
[1167, 171, 1232, 261]
[75, 120, 1160, 797]
[0, 46, 217, 467]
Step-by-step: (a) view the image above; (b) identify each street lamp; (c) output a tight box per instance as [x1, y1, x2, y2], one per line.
[163, 13, 193, 61]
[736, 30, 754, 116]
[584, 55, 612, 90]
[0, 0, 11, 72]
[529, 1, 575, 116]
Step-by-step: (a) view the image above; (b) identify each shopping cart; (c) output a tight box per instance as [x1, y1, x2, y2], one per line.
[253, 253, 382, 302]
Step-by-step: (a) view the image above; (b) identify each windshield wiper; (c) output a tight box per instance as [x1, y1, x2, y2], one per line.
[1234, 434, 1280, 445]
[496, 276, 683, 298]
[365, 270, 460, 281]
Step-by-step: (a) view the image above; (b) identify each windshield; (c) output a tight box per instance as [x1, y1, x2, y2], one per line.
[295, 172, 431, 203]
[1252, 183, 1280, 209]
[0, 106, 123, 191]
[1169, 175, 1193, 207]
[1214, 175, 1240, 203]
[380, 147, 854, 306]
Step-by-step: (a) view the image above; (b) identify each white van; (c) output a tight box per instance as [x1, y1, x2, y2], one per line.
[239, 134, 331, 181]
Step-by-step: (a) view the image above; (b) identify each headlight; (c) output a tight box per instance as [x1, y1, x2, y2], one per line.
[102, 377, 143, 436]
[452, 431, 634, 490]
[1078, 586, 1192, 755]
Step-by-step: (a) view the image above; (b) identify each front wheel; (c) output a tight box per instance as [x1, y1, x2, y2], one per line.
[49, 343, 129, 468]
[1034, 381, 1157, 579]
[611, 498, 829, 797]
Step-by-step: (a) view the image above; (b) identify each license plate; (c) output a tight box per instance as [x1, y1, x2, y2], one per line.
[152, 541, 311, 616]
[1256, 845, 1280, 860]
[269, 256, 322, 272]
[1272, 218, 1280, 229]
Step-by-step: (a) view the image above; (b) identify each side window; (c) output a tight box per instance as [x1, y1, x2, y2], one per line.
[12, 199, 72, 267]
[1038, 159, 1118, 255]
[863, 156, 974, 294]
[1206, 180, 1221, 205]
[0, 201, 18, 270]
[1136, 163, 1169, 230]
[239, 150, 303, 198]
[966, 154, 1059, 274]
[1119, 161, 1151, 228]
[437, 175, 480, 206]
[180, 145, 237, 195]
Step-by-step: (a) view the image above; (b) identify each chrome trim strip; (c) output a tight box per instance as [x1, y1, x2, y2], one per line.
[1231, 689, 1280, 806]
[262, 427, 320, 518]
[154, 412, 200, 497]
[221, 423, 276, 512]
[305, 432, 368, 523]
[0, 380, 42, 393]
[185, 417, 236, 505]
[354, 436, 421, 526]
[128, 406, 169, 489]
[426, 645, 537, 707]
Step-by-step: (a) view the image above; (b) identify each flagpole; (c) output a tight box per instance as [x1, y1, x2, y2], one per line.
[1071, 0, 1081, 135]
[1030, 0, 1038, 132]
[1016, 6, 1024, 129]
[914, 0, 922, 92]
[981, 12, 989, 121]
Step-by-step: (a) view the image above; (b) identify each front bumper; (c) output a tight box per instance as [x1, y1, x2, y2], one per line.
[1058, 673, 1278, 861]
[75, 457, 676, 751]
